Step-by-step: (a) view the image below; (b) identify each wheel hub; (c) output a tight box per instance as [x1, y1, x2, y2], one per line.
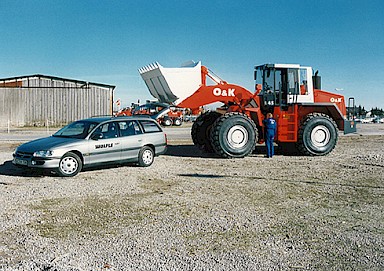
[142, 149, 153, 165]
[227, 125, 248, 149]
[60, 157, 78, 174]
[311, 125, 330, 147]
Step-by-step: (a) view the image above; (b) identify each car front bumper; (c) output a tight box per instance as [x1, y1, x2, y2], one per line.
[12, 155, 60, 169]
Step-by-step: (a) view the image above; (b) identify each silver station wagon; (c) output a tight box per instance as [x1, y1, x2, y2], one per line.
[13, 116, 167, 177]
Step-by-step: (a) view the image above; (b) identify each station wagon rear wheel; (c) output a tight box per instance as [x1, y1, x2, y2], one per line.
[57, 152, 82, 177]
[138, 146, 154, 167]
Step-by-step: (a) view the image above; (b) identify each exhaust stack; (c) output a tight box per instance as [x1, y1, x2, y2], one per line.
[313, 70, 321, 90]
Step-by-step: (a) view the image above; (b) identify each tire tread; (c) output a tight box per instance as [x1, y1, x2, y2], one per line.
[210, 112, 258, 158]
[297, 113, 338, 156]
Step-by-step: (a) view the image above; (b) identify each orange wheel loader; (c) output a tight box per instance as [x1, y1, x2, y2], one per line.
[139, 61, 356, 158]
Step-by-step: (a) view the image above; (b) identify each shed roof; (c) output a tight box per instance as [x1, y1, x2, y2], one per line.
[0, 74, 116, 89]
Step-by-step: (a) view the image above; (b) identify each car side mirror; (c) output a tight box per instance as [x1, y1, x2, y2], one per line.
[91, 132, 103, 140]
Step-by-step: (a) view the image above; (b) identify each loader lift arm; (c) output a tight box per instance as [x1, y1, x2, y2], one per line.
[177, 83, 255, 111]
[139, 61, 260, 113]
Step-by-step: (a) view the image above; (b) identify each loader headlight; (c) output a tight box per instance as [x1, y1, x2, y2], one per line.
[33, 150, 53, 157]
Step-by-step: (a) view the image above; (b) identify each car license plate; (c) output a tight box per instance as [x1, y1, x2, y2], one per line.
[14, 158, 28, 166]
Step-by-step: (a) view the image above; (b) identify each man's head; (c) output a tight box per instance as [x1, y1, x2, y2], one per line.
[267, 113, 273, 119]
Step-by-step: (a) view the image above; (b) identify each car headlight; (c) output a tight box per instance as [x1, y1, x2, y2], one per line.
[33, 150, 53, 157]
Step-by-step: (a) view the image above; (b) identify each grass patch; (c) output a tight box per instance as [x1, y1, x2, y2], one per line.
[184, 229, 256, 255]
[139, 177, 177, 194]
[30, 178, 179, 239]
[31, 195, 142, 238]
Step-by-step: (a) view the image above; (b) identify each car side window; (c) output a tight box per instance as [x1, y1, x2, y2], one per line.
[140, 120, 162, 133]
[118, 121, 142, 137]
[93, 122, 119, 139]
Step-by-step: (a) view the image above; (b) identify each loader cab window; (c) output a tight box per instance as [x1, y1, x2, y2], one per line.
[287, 69, 299, 95]
[259, 67, 287, 107]
[262, 68, 276, 109]
[300, 68, 308, 95]
[255, 67, 276, 110]
[274, 69, 283, 105]
[256, 66, 300, 108]
[264, 68, 274, 92]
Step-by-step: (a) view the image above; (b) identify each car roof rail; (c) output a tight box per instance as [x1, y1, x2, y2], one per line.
[130, 115, 152, 119]
[90, 115, 115, 118]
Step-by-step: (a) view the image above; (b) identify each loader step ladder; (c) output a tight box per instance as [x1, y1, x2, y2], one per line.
[278, 104, 298, 142]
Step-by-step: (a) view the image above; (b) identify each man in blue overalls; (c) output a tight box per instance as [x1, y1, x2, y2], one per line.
[263, 113, 277, 158]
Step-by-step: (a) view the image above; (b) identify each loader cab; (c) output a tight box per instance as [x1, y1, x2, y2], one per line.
[255, 64, 314, 113]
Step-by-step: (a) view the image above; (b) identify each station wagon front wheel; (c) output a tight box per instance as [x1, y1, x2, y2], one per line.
[138, 146, 154, 167]
[57, 152, 82, 177]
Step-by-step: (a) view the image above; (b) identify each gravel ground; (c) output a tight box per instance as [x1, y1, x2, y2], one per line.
[0, 124, 383, 270]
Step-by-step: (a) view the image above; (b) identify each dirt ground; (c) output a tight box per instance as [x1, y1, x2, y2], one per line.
[0, 124, 383, 270]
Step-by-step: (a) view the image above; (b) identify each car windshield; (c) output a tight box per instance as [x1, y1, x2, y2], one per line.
[53, 121, 98, 139]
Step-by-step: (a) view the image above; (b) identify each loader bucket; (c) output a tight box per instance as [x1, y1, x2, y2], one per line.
[138, 61, 202, 105]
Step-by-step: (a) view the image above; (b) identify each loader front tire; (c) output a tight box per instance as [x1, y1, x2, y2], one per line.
[210, 112, 258, 158]
[297, 113, 338, 156]
[191, 111, 221, 152]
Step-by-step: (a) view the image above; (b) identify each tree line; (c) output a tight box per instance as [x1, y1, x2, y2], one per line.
[351, 105, 384, 116]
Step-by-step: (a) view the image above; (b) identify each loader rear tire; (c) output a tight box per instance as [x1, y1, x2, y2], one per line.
[297, 113, 338, 156]
[210, 112, 258, 158]
[191, 111, 221, 152]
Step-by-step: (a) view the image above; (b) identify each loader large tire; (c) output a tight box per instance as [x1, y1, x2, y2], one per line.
[191, 111, 221, 152]
[210, 112, 258, 158]
[297, 113, 338, 156]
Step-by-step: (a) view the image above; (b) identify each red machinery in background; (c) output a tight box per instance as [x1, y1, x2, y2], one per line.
[116, 102, 184, 126]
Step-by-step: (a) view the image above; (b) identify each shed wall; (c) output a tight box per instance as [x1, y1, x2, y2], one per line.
[0, 86, 112, 127]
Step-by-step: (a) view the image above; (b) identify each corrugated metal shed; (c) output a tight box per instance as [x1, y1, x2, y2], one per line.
[0, 74, 115, 127]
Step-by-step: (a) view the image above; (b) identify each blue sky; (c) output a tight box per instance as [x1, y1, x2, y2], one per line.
[1, 0, 383, 110]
